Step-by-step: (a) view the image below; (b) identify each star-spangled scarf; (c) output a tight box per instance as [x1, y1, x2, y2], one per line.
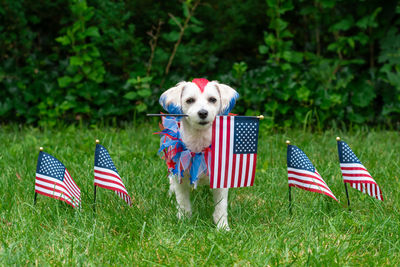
[156, 116, 210, 187]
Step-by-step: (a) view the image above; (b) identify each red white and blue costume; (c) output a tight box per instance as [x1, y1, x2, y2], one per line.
[156, 116, 211, 187]
[156, 78, 238, 187]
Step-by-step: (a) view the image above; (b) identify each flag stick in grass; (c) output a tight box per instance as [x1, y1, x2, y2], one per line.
[93, 139, 99, 212]
[34, 147, 81, 208]
[93, 139, 133, 208]
[286, 140, 292, 215]
[287, 141, 338, 209]
[337, 137, 352, 210]
[33, 146, 43, 205]
[337, 137, 383, 202]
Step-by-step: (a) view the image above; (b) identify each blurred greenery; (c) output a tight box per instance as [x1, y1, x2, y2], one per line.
[1, 0, 400, 129]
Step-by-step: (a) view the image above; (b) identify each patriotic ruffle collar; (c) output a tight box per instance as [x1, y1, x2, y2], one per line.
[156, 116, 210, 187]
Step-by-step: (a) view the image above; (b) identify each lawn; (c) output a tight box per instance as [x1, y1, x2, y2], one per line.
[0, 123, 399, 265]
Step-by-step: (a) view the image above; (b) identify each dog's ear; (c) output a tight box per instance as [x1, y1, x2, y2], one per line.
[214, 82, 239, 115]
[159, 82, 187, 114]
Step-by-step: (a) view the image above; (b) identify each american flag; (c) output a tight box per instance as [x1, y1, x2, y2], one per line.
[35, 152, 81, 208]
[210, 116, 259, 188]
[337, 140, 383, 201]
[94, 144, 132, 206]
[287, 145, 338, 201]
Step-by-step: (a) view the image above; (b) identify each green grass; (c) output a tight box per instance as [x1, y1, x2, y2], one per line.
[1, 123, 399, 265]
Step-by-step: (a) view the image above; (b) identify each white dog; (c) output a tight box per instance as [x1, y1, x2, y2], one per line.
[159, 79, 239, 230]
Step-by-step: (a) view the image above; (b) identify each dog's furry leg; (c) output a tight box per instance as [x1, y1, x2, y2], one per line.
[212, 188, 230, 231]
[169, 174, 192, 219]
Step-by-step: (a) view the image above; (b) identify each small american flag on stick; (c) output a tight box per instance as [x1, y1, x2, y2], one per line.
[337, 139, 383, 201]
[35, 151, 81, 208]
[287, 144, 338, 201]
[94, 143, 132, 206]
[210, 116, 260, 188]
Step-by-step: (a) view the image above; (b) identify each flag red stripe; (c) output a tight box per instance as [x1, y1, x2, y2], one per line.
[288, 177, 331, 192]
[217, 117, 224, 188]
[35, 189, 75, 207]
[210, 119, 216, 188]
[63, 171, 81, 202]
[64, 170, 81, 200]
[289, 183, 338, 201]
[223, 116, 231, 188]
[340, 167, 368, 171]
[35, 176, 79, 204]
[230, 154, 237, 188]
[287, 170, 327, 186]
[341, 173, 373, 178]
[244, 153, 251, 186]
[94, 169, 123, 182]
[35, 182, 77, 207]
[94, 175, 125, 187]
[94, 177, 129, 194]
[237, 154, 243, 187]
[250, 154, 257, 186]
[35, 184, 75, 206]
[344, 180, 377, 184]
[65, 170, 79, 188]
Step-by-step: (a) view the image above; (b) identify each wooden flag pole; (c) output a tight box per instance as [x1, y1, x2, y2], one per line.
[93, 139, 99, 213]
[337, 137, 351, 211]
[147, 114, 188, 117]
[147, 114, 265, 119]
[34, 147, 43, 205]
[286, 140, 292, 215]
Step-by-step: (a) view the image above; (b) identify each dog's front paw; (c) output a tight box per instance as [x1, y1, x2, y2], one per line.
[216, 219, 230, 231]
[177, 209, 192, 220]
[214, 215, 230, 231]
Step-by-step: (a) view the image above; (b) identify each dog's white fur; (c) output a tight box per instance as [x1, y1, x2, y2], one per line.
[160, 80, 238, 230]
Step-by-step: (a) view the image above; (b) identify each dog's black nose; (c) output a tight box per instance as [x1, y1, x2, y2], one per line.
[198, 109, 208, 119]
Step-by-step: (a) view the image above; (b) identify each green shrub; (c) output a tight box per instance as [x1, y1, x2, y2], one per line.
[0, 0, 399, 129]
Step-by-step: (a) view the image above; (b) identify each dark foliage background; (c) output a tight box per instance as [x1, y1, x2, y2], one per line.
[1, 0, 399, 129]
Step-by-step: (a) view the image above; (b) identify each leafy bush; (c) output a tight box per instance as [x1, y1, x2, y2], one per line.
[0, 0, 399, 129]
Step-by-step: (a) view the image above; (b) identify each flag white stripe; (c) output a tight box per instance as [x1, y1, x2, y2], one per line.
[247, 154, 254, 187]
[376, 185, 382, 200]
[220, 116, 227, 188]
[35, 179, 76, 203]
[340, 163, 368, 168]
[213, 117, 220, 187]
[36, 173, 80, 201]
[64, 171, 81, 200]
[342, 176, 376, 183]
[288, 180, 336, 198]
[341, 169, 371, 175]
[288, 168, 329, 187]
[94, 166, 121, 178]
[240, 154, 247, 187]
[94, 172, 124, 185]
[94, 177, 129, 194]
[232, 154, 239, 187]
[287, 167, 337, 200]
[35, 184, 78, 207]
[226, 117, 234, 188]
[288, 173, 331, 189]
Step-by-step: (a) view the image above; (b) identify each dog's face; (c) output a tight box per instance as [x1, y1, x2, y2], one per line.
[160, 79, 239, 130]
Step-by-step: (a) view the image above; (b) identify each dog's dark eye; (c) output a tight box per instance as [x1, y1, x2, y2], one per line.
[208, 97, 217, 103]
[186, 98, 195, 104]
